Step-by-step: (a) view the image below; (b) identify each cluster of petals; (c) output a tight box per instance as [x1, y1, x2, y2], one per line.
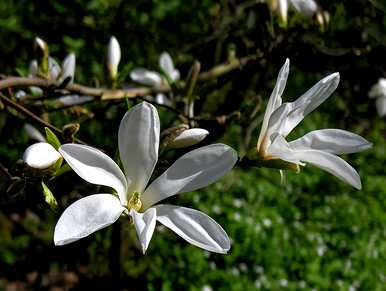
[268, 0, 319, 24]
[257, 59, 372, 189]
[54, 102, 237, 254]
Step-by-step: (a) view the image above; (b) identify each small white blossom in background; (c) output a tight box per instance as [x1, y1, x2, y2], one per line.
[368, 78, 386, 117]
[201, 285, 213, 291]
[58, 95, 94, 106]
[257, 58, 372, 189]
[58, 53, 76, 84]
[130, 51, 180, 105]
[266, 0, 319, 24]
[279, 279, 289, 287]
[262, 218, 272, 227]
[24, 124, 46, 142]
[54, 102, 237, 254]
[106, 36, 121, 80]
[23, 142, 61, 169]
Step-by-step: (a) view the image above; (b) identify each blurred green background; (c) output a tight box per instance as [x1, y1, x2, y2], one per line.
[0, 0, 385, 290]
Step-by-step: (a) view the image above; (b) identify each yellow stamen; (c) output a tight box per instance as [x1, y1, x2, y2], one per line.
[128, 191, 142, 212]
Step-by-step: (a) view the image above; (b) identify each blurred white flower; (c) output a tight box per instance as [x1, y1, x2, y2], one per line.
[54, 102, 237, 254]
[130, 51, 180, 87]
[24, 124, 46, 142]
[23, 142, 61, 169]
[168, 128, 209, 149]
[267, 0, 319, 24]
[58, 53, 76, 84]
[107, 36, 121, 80]
[202, 285, 213, 291]
[368, 78, 386, 117]
[58, 95, 93, 106]
[257, 58, 372, 189]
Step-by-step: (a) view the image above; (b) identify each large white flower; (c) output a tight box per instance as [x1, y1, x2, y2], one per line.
[257, 59, 372, 189]
[368, 78, 386, 117]
[54, 102, 237, 254]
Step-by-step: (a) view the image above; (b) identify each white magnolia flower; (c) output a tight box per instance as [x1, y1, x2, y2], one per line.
[54, 102, 237, 254]
[168, 128, 209, 149]
[257, 59, 372, 189]
[368, 78, 386, 117]
[268, 0, 318, 23]
[23, 142, 61, 169]
[58, 53, 76, 84]
[107, 36, 121, 80]
[130, 51, 180, 87]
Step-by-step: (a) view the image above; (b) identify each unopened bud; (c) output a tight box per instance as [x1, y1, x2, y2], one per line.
[168, 128, 209, 149]
[23, 142, 62, 169]
[59, 53, 76, 84]
[34, 37, 49, 76]
[107, 36, 121, 80]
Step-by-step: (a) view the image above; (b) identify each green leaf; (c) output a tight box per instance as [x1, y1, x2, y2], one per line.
[45, 127, 61, 150]
[41, 181, 58, 212]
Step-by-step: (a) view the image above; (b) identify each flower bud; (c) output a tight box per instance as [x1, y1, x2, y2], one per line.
[23, 142, 61, 169]
[59, 53, 76, 84]
[107, 36, 121, 80]
[34, 37, 49, 76]
[168, 128, 209, 149]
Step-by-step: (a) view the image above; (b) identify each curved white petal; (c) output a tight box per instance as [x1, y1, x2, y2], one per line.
[131, 208, 157, 254]
[142, 144, 237, 209]
[155, 93, 172, 106]
[258, 58, 290, 151]
[107, 36, 121, 78]
[375, 96, 386, 117]
[168, 128, 209, 149]
[289, 129, 372, 154]
[58, 95, 94, 106]
[59, 144, 128, 204]
[278, 73, 340, 137]
[59, 53, 76, 83]
[368, 78, 386, 99]
[23, 142, 61, 169]
[155, 205, 230, 254]
[118, 102, 160, 194]
[278, 0, 289, 23]
[54, 194, 125, 246]
[159, 52, 180, 81]
[48, 57, 61, 80]
[292, 149, 362, 189]
[24, 124, 46, 142]
[266, 134, 303, 165]
[290, 0, 318, 17]
[130, 68, 163, 87]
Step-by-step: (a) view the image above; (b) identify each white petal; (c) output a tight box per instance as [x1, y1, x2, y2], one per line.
[291, 149, 362, 189]
[278, 0, 289, 23]
[54, 194, 125, 245]
[258, 59, 290, 152]
[58, 95, 94, 106]
[289, 129, 372, 154]
[131, 208, 157, 254]
[368, 78, 386, 99]
[155, 93, 172, 106]
[375, 96, 386, 117]
[290, 0, 318, 17]
[118, 102, 160, 194]
[59, 144, 128, 205]
[159, 52, 180, 81]
[142, 144, 237, 209]
[48, 57, 61, 80]
[155, 205, 230, 253]
[29, 60, 38, 77]
[266, 134, 303, 165]
[130, 68, 163, 87]
[278, 73, 340, 137]
[59, 53, 76, 83]
[24, 124, 46, 142]
[23, 142, 61, 169]
[168, 128, 209, 149]
[107, 36, 121, 78]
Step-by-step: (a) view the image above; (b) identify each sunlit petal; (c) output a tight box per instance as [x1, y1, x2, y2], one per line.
[131, 208, 157, 254]
[23, 142, 61, 169]
[54, 194, 125, 245]
[156, 205, 230, 254]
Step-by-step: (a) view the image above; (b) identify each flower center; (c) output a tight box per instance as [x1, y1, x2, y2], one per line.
[128, 191, 142, 212]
